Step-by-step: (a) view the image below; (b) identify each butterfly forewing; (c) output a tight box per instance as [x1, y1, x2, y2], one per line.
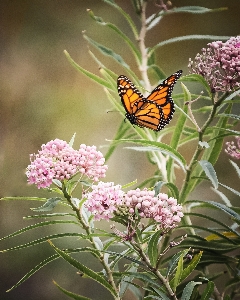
[117, 76, 144, 113]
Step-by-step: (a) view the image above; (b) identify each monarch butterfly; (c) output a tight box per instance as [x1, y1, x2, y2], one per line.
[117, 70, 182, 131]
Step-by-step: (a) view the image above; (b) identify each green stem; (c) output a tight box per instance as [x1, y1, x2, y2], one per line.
[179, 92, 228, 205]
[133, 235, 178, 300]
[62, 185, 120, 299]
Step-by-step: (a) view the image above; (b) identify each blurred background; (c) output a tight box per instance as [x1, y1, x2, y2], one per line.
[0, 0, 239, 299]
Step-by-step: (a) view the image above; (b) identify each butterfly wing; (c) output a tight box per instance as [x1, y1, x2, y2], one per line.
[131, 100, 164, 131]
[117, 71, 182, 131]
[117, 75, 144, 114]
[147, 70, 182, 126]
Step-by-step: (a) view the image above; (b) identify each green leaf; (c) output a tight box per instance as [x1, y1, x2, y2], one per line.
[211, 188, 232, 206]
[219, 182, 240, 197]
[31, 197, 62, 212]
[181, 281, 202, 300]
[148, 35, 231, 58]
[0, 233, 87, 252]
[185, 212, 240, 238]
[122, 179, 138, 190]
[104, 120, 131, 162]
[181, 74, 211, 96]
[170, 6, 227, 14]
[48, 241, 118, 297]
[64, 50, 113, 90]
[83, 34, 130, 69]
[87, 9, 141, 63]
[53, 280, 91, 300]
[181, 252, 203, 282]
[198, 160, 218, 189]
[167, 83, 189, 182]
[172, 255, 183, 291]
[0, 220, 79, 241]
[121, 139, 186, 172]
[69, 133, 76, 147]
[6, 254, 59, 292]
[149, 64, 166, 80]
[218, 113, 240, 120]
[167, 249, 189, 278]
[103, 0, 138, 39]
[229, 159, 240, 178]
[200, 281, 214, 300]
[177, 239, 239, 253]
[207, 201, 240, 221]
[147, 230, 162, 266]
[0, 196, 48, 202]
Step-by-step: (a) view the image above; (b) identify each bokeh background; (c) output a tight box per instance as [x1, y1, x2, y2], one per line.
[0, 0, 240, 299]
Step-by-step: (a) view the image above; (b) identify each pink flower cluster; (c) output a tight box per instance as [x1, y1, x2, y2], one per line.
[26, 139, 108, 189]
[225, 137, 240, 160]
[85, 183, 183, 230]
[188, 36, 240, 92]
[124, 189, 183, 230]
[85, 182, 124, 221]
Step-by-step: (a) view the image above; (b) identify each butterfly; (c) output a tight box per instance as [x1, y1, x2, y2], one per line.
[117, 70, 182, 131]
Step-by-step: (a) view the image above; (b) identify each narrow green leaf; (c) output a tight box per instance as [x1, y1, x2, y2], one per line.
[181, 74, 211, 96]
[149, 64, 166, 80]
[149, 287, 171, 300]
[219, 182, 240, 197]
[69, 133, 76, 147]
[6, 254, 59, 292]
[207, 201, 240, 221]
[198, 160, 218, 189]
[53, 280, 91, 300]
[87, 9, 140, 63]
[170, 6, 227, 14]
[167, 83, 189, 182]
[121, 139, 186, 172]
[48, 241, 118, 297]
[211, 188, 232, 206]
[104, 120, 131, 162]
[0, 196, 48, 202]
[121, 179, 138, 190]
[178, 225, 236, 244]
[0, 220, 79, 241]
[218, 113, 240, 120]
[147, 230, 162, 266]
[83, 34, 129, 69]
[172, 255, 183, 291]
[31, 197, 62, 212]
[64, 50, 113, 90]
[181, 281, 202, 300]
[103, 0, 139, 39]
[229, 159, 240, 178]
[186, 212, 240, 238]
[200, 281, 214, 300]
[181, 252, 203, 282]
[149, 35, 231, 58]
[167, 249, 189, 278]
[0, 233, 87, 252]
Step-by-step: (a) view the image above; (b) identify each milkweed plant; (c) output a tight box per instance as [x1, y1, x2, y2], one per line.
[1, 1, 240, 300]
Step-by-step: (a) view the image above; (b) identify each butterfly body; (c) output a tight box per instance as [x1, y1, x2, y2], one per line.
[117, 70, 182, 131]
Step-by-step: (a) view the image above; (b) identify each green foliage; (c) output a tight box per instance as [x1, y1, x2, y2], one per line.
[1, 1, 240, 300]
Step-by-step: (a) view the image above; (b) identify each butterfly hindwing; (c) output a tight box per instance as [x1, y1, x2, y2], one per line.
[117, 70, 182, 131]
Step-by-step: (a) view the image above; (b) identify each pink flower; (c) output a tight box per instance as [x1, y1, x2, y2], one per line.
[84, 182, 124, 221]
[188, 36, 240, 92]
[225, 137, 240, 159]
[124, 189, 183, 230]
[26, 139, 108, 188]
